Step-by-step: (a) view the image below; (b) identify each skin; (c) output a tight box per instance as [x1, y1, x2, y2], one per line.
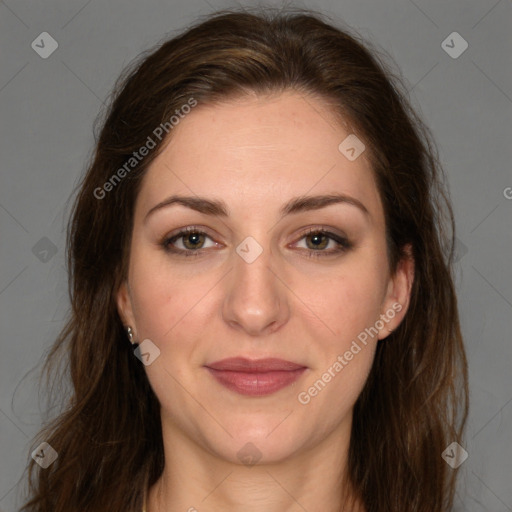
[116, 90, 414, 512]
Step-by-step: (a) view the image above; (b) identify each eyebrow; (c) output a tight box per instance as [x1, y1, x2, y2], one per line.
[144, 193, 369, 223]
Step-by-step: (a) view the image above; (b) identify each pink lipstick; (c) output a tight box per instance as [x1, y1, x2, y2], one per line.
[205, 357, 307, 396]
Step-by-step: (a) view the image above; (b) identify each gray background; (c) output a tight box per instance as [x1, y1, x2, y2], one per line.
[1, 0, 511, 510]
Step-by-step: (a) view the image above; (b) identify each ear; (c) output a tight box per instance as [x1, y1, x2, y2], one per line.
[116, 280, 137, 333]
[378, 244, 415, 340]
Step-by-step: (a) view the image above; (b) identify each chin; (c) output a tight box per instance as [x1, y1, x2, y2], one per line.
[204, 416, 310, 465]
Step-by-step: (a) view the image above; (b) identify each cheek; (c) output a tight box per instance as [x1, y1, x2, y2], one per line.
[127, 246, 177, 337]
[298, 255, 387, 344]
[296, 341, 376, 440]
[295, 251, 386, 419]
[128, 248, 218, 343]
[129, 235, 388, 348]
[294, 266, 382, 423]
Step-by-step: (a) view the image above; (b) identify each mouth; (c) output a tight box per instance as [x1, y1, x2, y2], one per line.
[204, 357, 307, 396]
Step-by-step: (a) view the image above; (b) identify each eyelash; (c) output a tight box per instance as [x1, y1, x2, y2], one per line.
[160, 226, 353, 258]
[161, 226, 353, 259]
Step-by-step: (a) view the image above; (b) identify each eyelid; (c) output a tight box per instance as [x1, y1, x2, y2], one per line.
[289, 226, 352, 254]
[163, 225, 222, 251]
[165, 224, 218, 241]
[291, 225, 349, 242]
[161, 225, 352, 257]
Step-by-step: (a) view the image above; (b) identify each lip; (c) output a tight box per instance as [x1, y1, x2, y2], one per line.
[205, 357, 307, 396]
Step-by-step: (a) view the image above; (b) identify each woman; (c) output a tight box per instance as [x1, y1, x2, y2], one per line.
[21, 7, 468, 512]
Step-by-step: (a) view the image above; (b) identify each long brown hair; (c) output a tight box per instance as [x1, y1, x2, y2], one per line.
[20, 6, 468, 511]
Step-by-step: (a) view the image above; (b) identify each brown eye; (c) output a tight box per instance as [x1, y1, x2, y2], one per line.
[181, 232, 206, 250]
[162, 227, 218, 257]
[305, 232, 329, 250]
[294, 228, 353, 258]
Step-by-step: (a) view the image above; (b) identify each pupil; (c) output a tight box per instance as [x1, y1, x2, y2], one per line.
[308, 233, 327, 249]
[186, 232, 202, 248]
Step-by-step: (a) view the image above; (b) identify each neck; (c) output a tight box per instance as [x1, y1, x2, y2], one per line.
[146, 415, 364, 512]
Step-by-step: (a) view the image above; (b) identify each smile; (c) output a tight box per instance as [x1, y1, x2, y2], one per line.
[204, 357, 307, 396]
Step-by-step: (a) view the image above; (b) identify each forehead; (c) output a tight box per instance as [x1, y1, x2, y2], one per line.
[135, 91, 382, 220]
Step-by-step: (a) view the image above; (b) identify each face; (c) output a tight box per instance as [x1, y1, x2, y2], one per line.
[117, 90, 413, 465]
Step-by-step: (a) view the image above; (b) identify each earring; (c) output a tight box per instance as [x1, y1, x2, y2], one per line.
[126, 326, 135, 344]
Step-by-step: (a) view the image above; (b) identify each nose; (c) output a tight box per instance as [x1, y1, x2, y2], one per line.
[222, 238, 290, 336]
